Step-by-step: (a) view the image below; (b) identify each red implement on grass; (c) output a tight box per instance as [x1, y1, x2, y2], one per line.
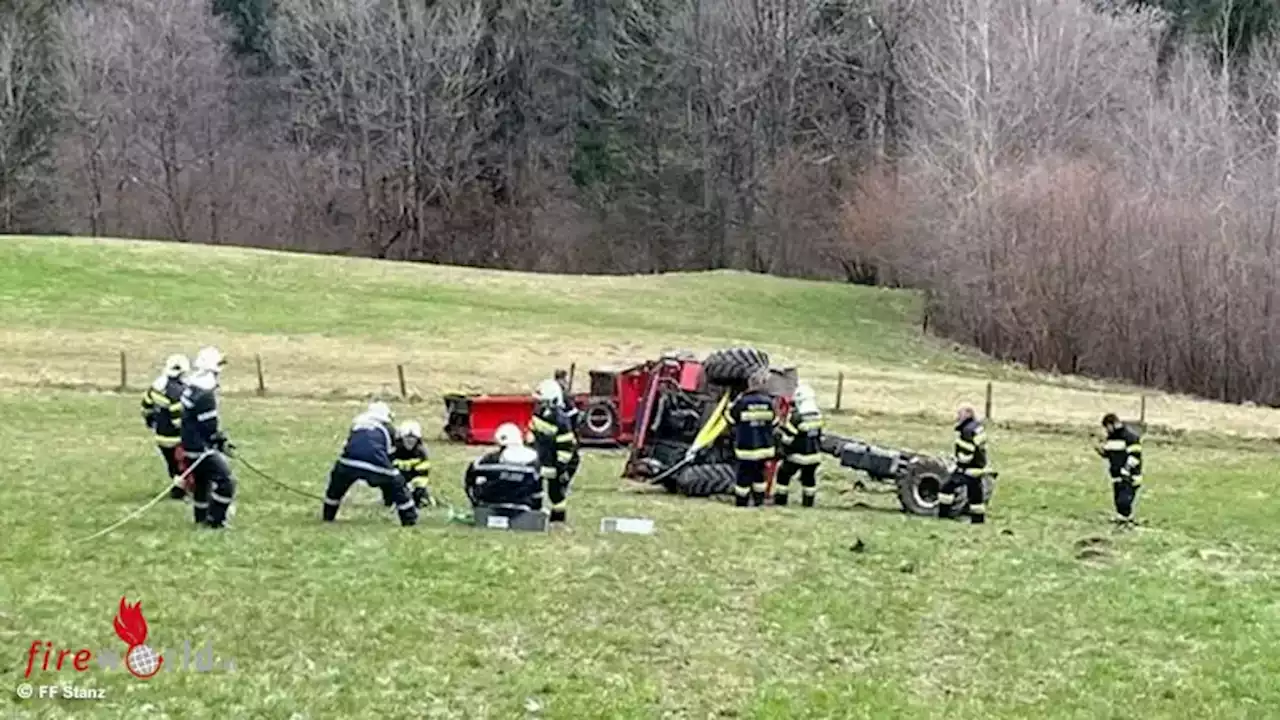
[442, 357, 689, 447]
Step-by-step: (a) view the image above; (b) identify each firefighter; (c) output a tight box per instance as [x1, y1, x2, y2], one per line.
[464, 422, 544, 515]
[323, 402, 418, 527]
[774, 383, 824, 507]
[391, 420, 432, 508]
[142, 353, 190, 500]
[1096, 412, 1143, 524]
[554, 368, 581, 430]
[179, 346, 236, 529]
[724, 369, 778, 507]
[530, 379, 579, 524]
[939, 405, 991, 523]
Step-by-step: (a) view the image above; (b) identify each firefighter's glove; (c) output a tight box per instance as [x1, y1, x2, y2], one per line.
[214, 435, 235, 455]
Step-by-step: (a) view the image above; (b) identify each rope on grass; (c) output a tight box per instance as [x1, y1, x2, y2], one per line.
[233, 455, 328, 502]
[76, 451, 212, 543]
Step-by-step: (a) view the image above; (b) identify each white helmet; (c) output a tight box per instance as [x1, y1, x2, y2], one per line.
[398, 420, 422, 440]
[495, 422, 523, 447]
[793, 383, 815, 405]
[366, 401, 393, 425]
[193, 346, 225, 374]
[534, 379, 563, 404]
[164, 354, 190, 378]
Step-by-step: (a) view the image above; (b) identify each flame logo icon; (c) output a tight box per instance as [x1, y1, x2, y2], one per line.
[114, 597, 164, 679]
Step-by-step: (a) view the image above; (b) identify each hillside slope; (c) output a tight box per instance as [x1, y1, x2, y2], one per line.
[2, 236, 1278, 437]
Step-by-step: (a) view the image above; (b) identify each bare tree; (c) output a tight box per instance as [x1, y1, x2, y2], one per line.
[60, 0, 235, 242]
[882, 0, 1280, 404]
[0, 0, 62, 232]
[276, 0, 548, 262]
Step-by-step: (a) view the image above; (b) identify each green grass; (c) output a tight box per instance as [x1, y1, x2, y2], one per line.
[2, 235, 1280, 718]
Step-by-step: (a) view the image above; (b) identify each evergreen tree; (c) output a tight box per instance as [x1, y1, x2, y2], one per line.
[212, 0, 274, 69]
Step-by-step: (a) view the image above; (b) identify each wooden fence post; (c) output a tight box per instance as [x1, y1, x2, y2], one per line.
[984, 381, 993, 420]
[118, 351, 127, 391]
[835, 371, 844, 411]
[397, 364, 407, 399]
[1139, 395, 1147, 425]
[567, 363, 576, 393]
[255, 354, 266, 396]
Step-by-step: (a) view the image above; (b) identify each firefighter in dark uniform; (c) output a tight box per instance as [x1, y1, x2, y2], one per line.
[179, 347, 236, 529]
[465, 422, 544, 516]
[391, 420, 432, 508]
[939, 405, 990, 523]
[774, 383, 824, 507]
[142, 353, 190, 500]
[322, 402, 418, 527]
[724, 369, 778, 507]
[531, 379, 579, 524]
[1096, 413, 1143, 524]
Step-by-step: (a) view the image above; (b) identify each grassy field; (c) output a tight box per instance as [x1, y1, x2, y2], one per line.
[2, 235, 1279, 719]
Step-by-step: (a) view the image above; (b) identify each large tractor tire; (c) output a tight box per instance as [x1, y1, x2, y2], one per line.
[897, 457, 997, 518]
[675, 463, 736, 497]
[896, 456, 949, 516]
[702, 347, 770, 386]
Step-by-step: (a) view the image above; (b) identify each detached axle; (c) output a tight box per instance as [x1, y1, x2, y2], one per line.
[821, 432, 997, 517]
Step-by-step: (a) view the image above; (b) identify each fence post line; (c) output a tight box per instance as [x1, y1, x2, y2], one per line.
[835, 371, 844, 411]
[255, 354, 266, 396]
[397, 365, 407, 399]
[1140, 394, 1147, 425]
[984, 381, 993, 421]
[119, 351, 127, 391]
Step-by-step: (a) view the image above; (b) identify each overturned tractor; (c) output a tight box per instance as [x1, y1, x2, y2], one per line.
[622, 347, 796, 496]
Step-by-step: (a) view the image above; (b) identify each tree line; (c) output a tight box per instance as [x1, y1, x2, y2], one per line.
[2, 0, 1279, 405]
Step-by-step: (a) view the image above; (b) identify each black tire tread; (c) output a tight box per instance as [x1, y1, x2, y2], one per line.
[702, 347, 770, 386]
[675, 463, 736, 497]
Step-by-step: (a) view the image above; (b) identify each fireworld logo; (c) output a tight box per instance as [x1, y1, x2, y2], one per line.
[23, 596, 236, 679]
[113, 597, 161, 678]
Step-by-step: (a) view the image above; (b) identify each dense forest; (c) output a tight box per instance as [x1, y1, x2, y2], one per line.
[3, 0, 1279, 405]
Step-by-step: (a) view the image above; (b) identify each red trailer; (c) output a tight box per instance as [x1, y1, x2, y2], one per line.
[441, 358, 678, 447]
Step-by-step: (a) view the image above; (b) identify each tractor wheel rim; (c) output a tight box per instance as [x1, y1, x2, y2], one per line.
[913, 475, 940, 508]
[586, 406, 613, 433]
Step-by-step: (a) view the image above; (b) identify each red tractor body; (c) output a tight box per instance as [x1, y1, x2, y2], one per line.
[442, 358, 686, 447]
